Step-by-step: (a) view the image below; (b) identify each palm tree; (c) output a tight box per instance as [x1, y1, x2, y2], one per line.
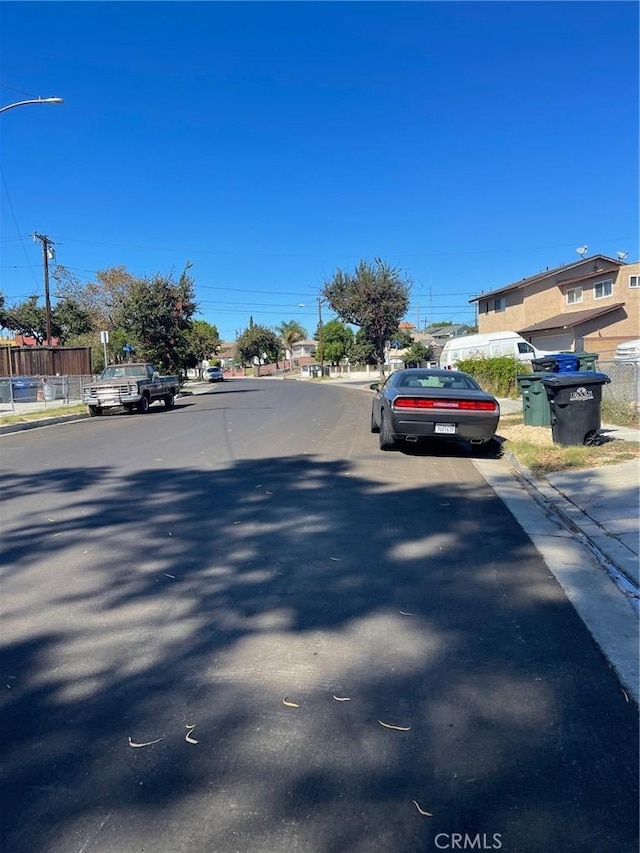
[278, 320, 307, 372]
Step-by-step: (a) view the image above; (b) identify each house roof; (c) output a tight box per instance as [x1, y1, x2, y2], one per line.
[469, 255, 622, 303]
[518, 302, 625, 334]
[424, 324, 469, 337]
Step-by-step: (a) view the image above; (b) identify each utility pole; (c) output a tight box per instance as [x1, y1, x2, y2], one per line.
[317, 296, 324, 375]
[33, 233, 54, 345]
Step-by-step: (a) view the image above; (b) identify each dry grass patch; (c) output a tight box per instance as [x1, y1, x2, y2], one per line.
[0, 404, 87, 427]
[497, 415, 639, 477]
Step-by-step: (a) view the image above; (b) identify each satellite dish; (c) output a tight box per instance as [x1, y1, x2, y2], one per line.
[616, 251, 629, 260]
[576, 245, 588, 258]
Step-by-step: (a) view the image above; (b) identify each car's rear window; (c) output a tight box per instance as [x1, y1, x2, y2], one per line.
[397, 374, 479, 391]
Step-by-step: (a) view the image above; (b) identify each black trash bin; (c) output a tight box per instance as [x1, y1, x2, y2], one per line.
[541, 372, 611, 446]
[531, 356, 558, 373]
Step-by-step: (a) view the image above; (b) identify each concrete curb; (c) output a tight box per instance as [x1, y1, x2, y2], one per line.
[500, 450, 639, 592]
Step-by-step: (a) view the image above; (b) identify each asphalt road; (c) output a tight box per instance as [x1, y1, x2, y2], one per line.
[1, 379, 638, 853]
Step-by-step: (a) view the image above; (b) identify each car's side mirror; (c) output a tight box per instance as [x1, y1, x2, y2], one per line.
[370, 382, 380, 391]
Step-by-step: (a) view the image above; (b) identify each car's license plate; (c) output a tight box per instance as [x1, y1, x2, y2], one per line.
[435, 423, 457, 434]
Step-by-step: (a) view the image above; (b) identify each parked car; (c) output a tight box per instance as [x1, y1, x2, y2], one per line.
[614, 339, 640, 362]
[370, 368, 500, 451]
[203, 366, 224, 382]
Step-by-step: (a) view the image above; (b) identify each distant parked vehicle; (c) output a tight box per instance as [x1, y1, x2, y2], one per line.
[203, 366, 224, 382]
[614, 339, 640, 362]
[370, 368, 500, 452]
[439, 332, 554, 369]
[82, 363, 179, 416]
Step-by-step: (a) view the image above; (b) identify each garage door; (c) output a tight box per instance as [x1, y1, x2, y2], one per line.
[531, 333, 573, 351]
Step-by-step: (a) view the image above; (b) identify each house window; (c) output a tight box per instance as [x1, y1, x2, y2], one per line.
[566, 287, 583, 305]
[479, 301, 488, 314]
[630, 275, 639, 289]
[493, 297, 505, 312]
[594, 279, 612, 299]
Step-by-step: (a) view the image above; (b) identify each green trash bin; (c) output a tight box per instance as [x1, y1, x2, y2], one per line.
[572, 351, 599, 372]
[517, 373, 552, 426]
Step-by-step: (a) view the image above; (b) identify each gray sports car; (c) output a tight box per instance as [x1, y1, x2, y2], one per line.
[370, 368, 500, 451]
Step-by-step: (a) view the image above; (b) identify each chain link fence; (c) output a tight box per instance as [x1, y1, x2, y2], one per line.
[598, 360, 639, 418]
[0, 375, 93, 411]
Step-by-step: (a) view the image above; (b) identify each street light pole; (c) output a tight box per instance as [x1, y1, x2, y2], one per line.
[0, 97, 64, 115]
[1, 97, 65, 346]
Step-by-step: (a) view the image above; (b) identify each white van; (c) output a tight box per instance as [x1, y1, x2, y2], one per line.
[439, 332, 553, 369]
[614, 339, 640, 362]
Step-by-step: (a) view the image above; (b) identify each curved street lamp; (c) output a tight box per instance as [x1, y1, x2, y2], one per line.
[0, 96, 64, 115]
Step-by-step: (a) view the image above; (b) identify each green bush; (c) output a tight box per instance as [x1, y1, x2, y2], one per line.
[456, 356, 527, 398]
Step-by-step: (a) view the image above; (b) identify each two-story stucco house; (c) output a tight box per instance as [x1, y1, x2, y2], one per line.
[469, 256, 639, 358]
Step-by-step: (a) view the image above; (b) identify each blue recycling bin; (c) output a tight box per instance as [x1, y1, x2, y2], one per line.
[553, 353, 579, 372]
[542, 372, 611, 446]
[11, 376, 40, 402]
[532, 354, 579, 373]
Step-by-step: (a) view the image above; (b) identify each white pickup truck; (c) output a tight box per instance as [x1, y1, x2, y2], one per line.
[82, 363, 180, 416]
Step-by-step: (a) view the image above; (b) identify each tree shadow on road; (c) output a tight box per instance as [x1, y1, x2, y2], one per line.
[1, 454, 637, 853]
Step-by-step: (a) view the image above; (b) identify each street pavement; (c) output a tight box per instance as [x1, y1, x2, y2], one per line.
[1, 380, 638, 592]
[2, 376, 638, 703]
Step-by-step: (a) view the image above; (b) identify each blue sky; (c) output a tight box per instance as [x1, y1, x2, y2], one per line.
[1, 1, 638, 342]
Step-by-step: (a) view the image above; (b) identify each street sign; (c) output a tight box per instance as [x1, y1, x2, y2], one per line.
[100, 330, 109, 344]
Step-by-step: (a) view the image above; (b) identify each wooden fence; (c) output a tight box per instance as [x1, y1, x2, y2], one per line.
[0, 346, 92, 377]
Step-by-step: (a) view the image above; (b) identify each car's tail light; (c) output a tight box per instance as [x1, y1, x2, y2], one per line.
[393, 397, 498, 412]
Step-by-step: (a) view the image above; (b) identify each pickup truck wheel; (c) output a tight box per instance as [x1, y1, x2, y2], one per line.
[137, 395, 150, 414]
[88, 405, 103, 417]
[163, 393, 175, 409]
[123, 404, 135, 413]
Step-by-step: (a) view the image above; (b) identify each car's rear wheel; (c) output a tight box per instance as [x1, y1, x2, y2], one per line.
[475, 437, 500, 456]
[370, 408, 380, 433]
[163, 393, 175, 408]
[379, 410, 396, 451]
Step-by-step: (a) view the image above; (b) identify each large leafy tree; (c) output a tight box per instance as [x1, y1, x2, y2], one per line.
[278, 320, 307, 369]
[186, 320, 221, 369]
[348, 329, 377, 366]
[393, 327, 414, 348]
[52, 297, 93, 344]
[403, 340, 433, 367]
[121, 265, 197, 374]
[323, 259, 411, 375]
[52, 264, 138, 330]
[321, 319, 353, 366]
[2, 295, 48, 343]
[236, 324, 282, 374]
